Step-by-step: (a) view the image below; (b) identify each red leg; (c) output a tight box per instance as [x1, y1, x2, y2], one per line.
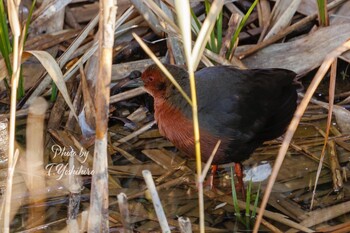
[205, 165, 218, 190]
[234, 162, 246, 200]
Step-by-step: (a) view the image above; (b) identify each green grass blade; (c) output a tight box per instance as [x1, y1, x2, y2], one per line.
[251, 182, 261, 218]
[17, 0, 36, 99]
[216, 10, 223, 53]
[316, 0, 328, 26]
[231, 166, 242, 218]
[17, 67, 25, 99]
[245, 179, 253, 229]
[191, 1, 224, 54]
[245, 179, 252, 217]
[50, 81, 58, 102]
[0, 0, 13, 76]
[24, 0, 36, 42]
[0, 1, 11, 54]
[190, 9, 201, 36]
[204, 0, 216, 51]
[227, 0, 259, 59]
[204, 0, 210, 14]
[191, 0, 224, 70]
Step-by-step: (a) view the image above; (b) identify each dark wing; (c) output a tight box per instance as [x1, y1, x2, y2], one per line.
[181, 66, 297, 142]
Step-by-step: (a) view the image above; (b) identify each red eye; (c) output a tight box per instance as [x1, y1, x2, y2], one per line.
[147, 76, 154, 82]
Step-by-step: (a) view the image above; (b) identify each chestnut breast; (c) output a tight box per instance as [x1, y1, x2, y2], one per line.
[154, 98, 228, 163]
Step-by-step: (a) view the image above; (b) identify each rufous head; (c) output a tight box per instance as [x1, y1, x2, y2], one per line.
[141, 64, 168, 98]
[142, 64, 188, 100]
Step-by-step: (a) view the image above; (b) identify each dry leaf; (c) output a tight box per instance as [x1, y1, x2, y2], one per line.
[311, 98, 350, 134]
[240, 23, 350, 74]
[331, 1, 350, 25]
[264, 0, 302, 40]
[297, 0, 318, 16]
[25, 50, 78, 120]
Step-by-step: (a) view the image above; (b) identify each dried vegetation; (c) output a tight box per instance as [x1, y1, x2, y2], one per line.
[1, 0, 350, 232]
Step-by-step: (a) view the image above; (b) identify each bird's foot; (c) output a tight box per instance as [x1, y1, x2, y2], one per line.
[234, 163, 246, 201]
[204, 165, 218, 191]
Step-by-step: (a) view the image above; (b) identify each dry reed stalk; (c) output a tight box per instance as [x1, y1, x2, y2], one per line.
[125, 175, 191, 201]
[262, 0, 302, 41]
[310, 60, 342, 208]
[30, 0, 71, 29]
[307, 122, 344, 193]
[117, 193, 132, 232]
[155, 160, 189, 183]
[317, 221, 350, 233]
[160, 1, 185, 65]
[253, 39, 350, 233]
[178, 217, 192, 233]
[174, 1, 224, 232]
[0, 141, 24, 229]
[200, 140, 220, 183]
[130, 0, 162, 35]
[0, 118, 9, 169]
[219, 14, 241, 57]
[88, 0, 117, 232]
[67, 154, 82, 232]
[260, 218, 283, 233]
[79, 65, 96, 130]
[110, 86, 146, 103]
[327, 140, 343, 191]
[112, 147, 142, 165]
[65, 81, 82, 129]
[4, 0, 23, 232]
[142, 170, 170, 232]
[113, 120, 156, 146]
[286, 200, 350, 233]
[142, 0, 179, 33]
[204, 47, 246, 68]
[257, 0, 271, 39]
[26, 97, 48, 232]
[67, 220, 80, 233]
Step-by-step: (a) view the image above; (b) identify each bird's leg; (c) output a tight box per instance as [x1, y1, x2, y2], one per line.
[207, 165, 218, 190]
[234, 162, 246, 201]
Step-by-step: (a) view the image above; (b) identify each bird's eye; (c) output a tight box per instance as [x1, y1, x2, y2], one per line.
[146, 76, 154, 82]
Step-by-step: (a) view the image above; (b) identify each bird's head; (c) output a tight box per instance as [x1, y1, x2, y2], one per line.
[141, 64, 188, 100]
[141, 64, 168, 98]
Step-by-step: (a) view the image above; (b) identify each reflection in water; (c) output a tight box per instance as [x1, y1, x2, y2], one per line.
[243, 161, 272, 182]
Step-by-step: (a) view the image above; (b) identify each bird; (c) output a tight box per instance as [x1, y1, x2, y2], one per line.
[141, 64, 297, 191]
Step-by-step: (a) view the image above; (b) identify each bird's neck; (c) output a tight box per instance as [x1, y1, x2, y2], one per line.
[153, 98, 168, 122]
